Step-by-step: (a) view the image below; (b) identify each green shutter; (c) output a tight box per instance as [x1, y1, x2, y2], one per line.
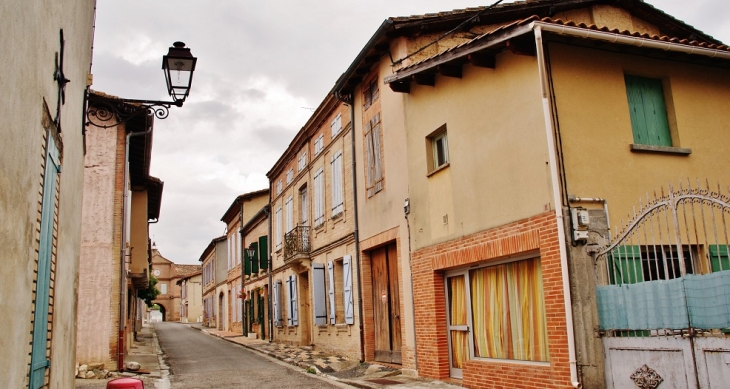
[30, 138, 60, 389]
[709, 245, 730, 272]
[251, 242, 259, 274]
[244, 247, 251, 276]
[609, 245, 644, 285]
[625, 75, 671, 147]
[259, 294, 265, 339]
[258, 236, 268, 271]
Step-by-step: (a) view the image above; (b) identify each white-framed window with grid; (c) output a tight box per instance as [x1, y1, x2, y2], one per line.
[300, 186, 308, 226]
[330, 150, 343, 216]
[275, 206, 283, 250]
[285, 195, 293, 233]
[298, 151, 307, 172]
[314, 168, 324, 227]
[276, 180, 283, 195]
[286, 168, 294, 185]
[331, 113, 342, 138]
[314, 134, 324, 155]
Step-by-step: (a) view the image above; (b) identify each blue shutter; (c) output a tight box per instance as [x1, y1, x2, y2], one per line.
[313, 264, 327, 326]
[328, 261, 336, 324]
[30, 137, 60, 389]
[343, 255, 354, 325]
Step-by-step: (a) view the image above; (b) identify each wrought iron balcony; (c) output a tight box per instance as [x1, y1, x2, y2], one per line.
[284, 225, 310, 261]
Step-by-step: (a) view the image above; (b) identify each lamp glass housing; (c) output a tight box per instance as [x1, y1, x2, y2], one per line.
[162, 41, 197, 103]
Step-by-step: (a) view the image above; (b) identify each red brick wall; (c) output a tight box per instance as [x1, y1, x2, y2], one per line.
[412, 212, 572, 389]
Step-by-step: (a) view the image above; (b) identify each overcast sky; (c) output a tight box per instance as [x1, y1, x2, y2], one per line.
[92, 0, 730, 264]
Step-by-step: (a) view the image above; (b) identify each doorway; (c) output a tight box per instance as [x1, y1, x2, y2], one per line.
[371, 242, 402, 364]
[218, 292, 225, 331]
[445, 272, 470, 378]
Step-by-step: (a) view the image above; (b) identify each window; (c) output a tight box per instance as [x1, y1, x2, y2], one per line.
[285, 195, 293, 233]
[276, 180, 283, 195]
[363, 77, 379, 109]
[364, 113, 383, 197]
[428, 126, 449, 172]
[608, 245, 698, 285]
[314, 134, 324, 155]
[447, 258, 549, 364]
[273, 280, 283, 327]
[313, 168, 325, 227]
[160, 283, 168, 295]
[624, 75, 672, 147]
[300, 186, 308, 225]
[275, 206, 282, 250]
[331, 113, 342, 138]
[331, 150, 344, 216]
[286, 168, 294, 184]
[327, 256, 354, 324]
[298, 151, 307, 172]
[286, 275, 299, 326]
[312, 263, 327, 326]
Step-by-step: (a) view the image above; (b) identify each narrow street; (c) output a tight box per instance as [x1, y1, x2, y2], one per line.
[156, 322, 346, 389]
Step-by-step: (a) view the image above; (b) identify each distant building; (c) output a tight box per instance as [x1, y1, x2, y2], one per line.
[178, 272, 203, 323]
[200, 236, 227, 327]
[151, 249, 200, 322]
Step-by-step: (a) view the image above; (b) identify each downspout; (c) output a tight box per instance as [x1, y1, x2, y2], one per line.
[239, 199, 244, 336]
[403, 202, 418, 371]
[336, 91, 365, 362]
[119, 123, 153, 371]
[533, 26, 581, 389]
[266, 204, 273, 343]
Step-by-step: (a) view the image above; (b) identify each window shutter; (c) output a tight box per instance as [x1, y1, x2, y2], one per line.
[290, 275, 299, 326]
[276, 207, 282, 249]
[273, 281, 281, 326]
[244, 246, 251, 275]
[343, 255, 354, 324]
[328, 261, 336, 324]
[232, 287, 237, 323]
[625, 75, 671, 146]
[610, 246, 644, 285]
[251, 242, 259, 274]
[286, 196, 293, 232]
[313, 263, 327, 326]
[364, 129, 374, 189]
[285, 277, 292, 326]
[258, 236, 268, 271]
[249, 291, 255, 324]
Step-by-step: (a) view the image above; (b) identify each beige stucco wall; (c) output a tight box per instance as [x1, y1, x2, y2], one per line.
[182, 275, 203, 322]
[548, 42, 730, 227]
[0, 2, 95, 387]
[76, 125, 122, 368]
[403, 51, 551, 250]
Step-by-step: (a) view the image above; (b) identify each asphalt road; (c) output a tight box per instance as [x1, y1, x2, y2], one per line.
[157, 322, 345, 389]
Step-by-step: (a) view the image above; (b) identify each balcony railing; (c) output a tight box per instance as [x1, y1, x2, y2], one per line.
[284, 225, 310, 261]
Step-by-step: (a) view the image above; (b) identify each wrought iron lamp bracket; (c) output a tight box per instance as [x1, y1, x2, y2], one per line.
[86, 97, 183, 129]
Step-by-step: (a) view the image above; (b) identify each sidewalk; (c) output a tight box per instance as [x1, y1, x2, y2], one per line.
[191, 324, 462, 389]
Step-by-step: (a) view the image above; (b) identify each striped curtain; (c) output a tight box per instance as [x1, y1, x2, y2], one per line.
[470, 258, 549, 362]
[448, 276, 468, 368]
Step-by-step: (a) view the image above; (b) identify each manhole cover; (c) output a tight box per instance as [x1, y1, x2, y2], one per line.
[366, 378, 402, 385]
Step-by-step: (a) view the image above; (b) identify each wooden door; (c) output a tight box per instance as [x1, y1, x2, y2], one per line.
[372, 243, 402, 364]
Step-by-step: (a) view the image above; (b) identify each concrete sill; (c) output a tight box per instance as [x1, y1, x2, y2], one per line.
[427, 162, 450, 177]
[630, 144, 691, 155]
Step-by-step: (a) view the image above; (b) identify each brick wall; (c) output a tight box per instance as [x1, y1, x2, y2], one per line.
[412, 211, 572, 388]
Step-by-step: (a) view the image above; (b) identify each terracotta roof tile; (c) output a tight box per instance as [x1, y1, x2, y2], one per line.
[172, 264, 202, 277]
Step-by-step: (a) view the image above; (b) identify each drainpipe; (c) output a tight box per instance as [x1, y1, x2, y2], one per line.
[119, 123, 153, 371]
[335, 91, 365, 362]
[534, 26, 581, 389]
[403, 201, 418, 371]
[239, 199, 244, 336]
[266, 204, 273, 343]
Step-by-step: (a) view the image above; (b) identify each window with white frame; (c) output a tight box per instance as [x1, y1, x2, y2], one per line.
[300, 186, 308, 226]
[286, 275, 299, 326]
[298, 151, 307, 172]
[330, 150, 343, 216]
[276, 180, 282, 195]
[273, 280, 283, 327]
[285, 195, 293, 233]
[445, 257, 549, 364]
[314, 134, 324, 155]
[428, 126, 449, 173]
[286, 168, 294, 184]
[327, 255, 354, 325]
[313, 168, 324, 227]
[312, 263, 327, 326]
[364, 113, 383, 197]
[331, 113, 342, 138]
[160, 283, 168, 295]
[275, 206, 283, 250]
[228, 237, 232, 270]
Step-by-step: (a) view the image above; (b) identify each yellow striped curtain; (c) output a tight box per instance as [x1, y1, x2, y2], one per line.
[470, 258, 549, 362]
[448, 276, 468, 368]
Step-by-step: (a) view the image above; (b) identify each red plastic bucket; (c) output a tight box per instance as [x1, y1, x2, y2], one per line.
[106, 377, 144, 389]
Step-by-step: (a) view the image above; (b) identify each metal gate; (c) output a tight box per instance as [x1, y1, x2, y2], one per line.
[592, 181, 730, 389]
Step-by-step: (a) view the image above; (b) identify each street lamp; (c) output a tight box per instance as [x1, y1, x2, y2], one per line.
[246, 245, 257, 260]
[85, 41, 198, 128]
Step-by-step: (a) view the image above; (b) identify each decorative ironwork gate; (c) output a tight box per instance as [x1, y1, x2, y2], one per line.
[591, 180, 730, 389]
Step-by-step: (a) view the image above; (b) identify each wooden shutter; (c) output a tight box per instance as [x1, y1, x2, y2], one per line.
[313, 264, 327, 326]
[273, 280, 282, 326]
[343, 255, 355, 324]
[625, 75, 671, 146]
[285, 277, 292, 326]
[251, 242, 259, 274]
[30, 137, 60, 389]
[331, 151, 343, 215]
[328, 261, 336, 324]
[289, 275, 299, 326]
[709, 245, 730, 272]
[258, 236, 268, 271]
[244, 246, 251, 276]
[610, 246, 644, 284]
